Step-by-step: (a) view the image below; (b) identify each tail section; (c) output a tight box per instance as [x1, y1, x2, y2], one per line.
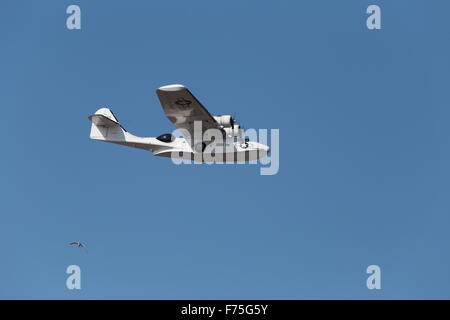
[88, 108, 126, 141]
[88, 108, 162, 152]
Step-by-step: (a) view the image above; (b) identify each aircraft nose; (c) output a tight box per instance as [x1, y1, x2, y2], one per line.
[259, 144, 270, 154]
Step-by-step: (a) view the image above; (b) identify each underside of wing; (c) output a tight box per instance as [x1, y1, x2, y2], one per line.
[156, 84, 222, 141]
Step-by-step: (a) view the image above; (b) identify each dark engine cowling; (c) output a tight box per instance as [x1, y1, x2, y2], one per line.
[213, 115, 234, 128]
[223, 125, 242, 137]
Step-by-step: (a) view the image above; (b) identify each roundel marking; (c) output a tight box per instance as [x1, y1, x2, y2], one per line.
[175, 98, 192, 106]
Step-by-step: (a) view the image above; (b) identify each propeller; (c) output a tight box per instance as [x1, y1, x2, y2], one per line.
[232, 116, 242, 130]
[231, 116, 236, 129]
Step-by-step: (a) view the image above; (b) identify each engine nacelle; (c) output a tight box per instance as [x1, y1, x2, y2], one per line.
[213, 115, 234, 128]
[223, 124, 242, 137]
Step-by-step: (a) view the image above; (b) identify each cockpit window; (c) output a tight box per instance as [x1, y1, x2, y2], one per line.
[156, 134, 175, 143]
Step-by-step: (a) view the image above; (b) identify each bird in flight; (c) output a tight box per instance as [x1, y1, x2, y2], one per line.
[69, 241, 85, 248]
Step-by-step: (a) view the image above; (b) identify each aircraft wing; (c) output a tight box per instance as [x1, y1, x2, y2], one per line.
[156, 84, 222, 142]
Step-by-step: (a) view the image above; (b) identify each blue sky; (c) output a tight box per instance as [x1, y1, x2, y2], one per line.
[1, 0, 450, 299]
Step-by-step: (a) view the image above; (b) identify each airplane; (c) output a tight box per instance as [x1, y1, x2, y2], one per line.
[88, 84, 270, 162]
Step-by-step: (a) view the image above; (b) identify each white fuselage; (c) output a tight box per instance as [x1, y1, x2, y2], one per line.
[152, 137, 270, 162]
[89, 107, 270, 163]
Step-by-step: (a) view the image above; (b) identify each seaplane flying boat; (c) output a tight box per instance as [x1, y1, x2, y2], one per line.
[88, 84, 269, 162]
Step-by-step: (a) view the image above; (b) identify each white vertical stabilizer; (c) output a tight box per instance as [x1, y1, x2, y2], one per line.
[89, 108, 125, 141]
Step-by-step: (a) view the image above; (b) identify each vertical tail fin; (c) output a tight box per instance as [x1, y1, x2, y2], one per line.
[88, 108, 126, 141]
